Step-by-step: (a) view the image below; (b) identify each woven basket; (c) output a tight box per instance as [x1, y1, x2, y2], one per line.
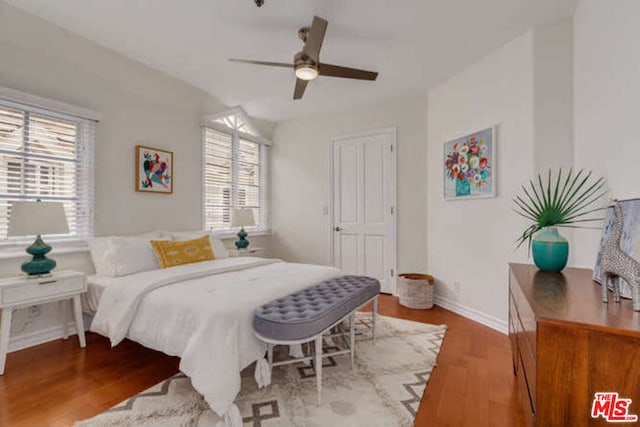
[398, 273, 435, 309]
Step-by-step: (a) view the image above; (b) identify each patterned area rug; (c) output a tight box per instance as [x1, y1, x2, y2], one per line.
[75, 314, 446, 427]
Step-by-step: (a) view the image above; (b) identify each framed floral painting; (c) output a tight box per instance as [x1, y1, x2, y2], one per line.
[135, 145, 173, 194]
[443, 127, 495, 200]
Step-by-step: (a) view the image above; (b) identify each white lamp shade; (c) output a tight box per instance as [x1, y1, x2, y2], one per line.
[8, 201, 70, 237]
[231, 209, 255, 228]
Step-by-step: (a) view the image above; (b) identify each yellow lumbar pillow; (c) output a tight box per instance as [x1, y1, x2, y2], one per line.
[151, 235, 215, 268]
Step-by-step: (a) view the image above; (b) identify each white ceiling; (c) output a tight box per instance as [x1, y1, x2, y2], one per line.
[7, 0, 576, 122]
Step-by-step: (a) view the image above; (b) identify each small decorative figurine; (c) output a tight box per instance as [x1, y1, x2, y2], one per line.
[600, 201, 640, 311]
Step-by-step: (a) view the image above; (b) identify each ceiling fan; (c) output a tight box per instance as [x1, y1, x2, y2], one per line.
[229, 16, 379, 100]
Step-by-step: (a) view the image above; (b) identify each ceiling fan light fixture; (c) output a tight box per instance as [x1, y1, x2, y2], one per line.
[295, 64, 319, 81]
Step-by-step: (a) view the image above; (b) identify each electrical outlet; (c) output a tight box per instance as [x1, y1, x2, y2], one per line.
[453, 281, 461, 294]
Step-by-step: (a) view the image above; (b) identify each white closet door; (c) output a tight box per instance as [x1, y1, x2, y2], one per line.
[332, 129, 396, 294]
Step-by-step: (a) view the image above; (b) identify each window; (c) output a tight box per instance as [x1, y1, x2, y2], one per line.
[203, 109, 268, 233]
[0, 98, 95, 242]
[213, 113, 259, 137]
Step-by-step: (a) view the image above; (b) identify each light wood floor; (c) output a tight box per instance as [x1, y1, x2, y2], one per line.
[0, 295, 524, 426]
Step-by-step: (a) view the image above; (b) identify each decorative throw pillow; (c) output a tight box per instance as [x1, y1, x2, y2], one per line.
[151, 235, 215, 268]
[169, 230, 230, 259]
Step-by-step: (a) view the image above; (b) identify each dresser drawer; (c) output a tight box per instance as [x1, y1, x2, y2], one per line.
[1, 276, 85, 305]
[516, 348, 536, 426]
[515, 317, 536, 408]
[510, 272, 537, 356]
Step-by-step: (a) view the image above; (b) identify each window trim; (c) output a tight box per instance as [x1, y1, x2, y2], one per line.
[0, 90, 97, 247]
[205, 121, 272, 146]
[0, 240, 90, 258]
[0, 85, 101, 122]
[202, 108, 270, 235]
[202, 107, 271, 146]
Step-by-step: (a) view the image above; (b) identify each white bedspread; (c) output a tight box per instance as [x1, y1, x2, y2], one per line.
[90, 257, 341, 425]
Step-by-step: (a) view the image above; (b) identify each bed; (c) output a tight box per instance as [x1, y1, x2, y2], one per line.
[84, 233, 341, 427]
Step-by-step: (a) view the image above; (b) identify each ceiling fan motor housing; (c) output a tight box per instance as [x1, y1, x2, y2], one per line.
[294, 51, 317, 68]
[297, 26, 310, 42]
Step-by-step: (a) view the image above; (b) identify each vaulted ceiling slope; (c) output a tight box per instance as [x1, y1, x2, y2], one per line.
[6, 0, 576, 122]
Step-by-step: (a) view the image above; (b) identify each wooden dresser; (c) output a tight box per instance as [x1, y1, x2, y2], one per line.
[509, 263, 640, 426]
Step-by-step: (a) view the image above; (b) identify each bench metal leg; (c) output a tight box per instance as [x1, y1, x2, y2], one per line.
[372, 296, 378, 345]
[350, 313, 355, 372]
[315, 335, 323, 405]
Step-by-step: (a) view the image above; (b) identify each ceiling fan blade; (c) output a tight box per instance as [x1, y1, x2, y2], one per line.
[303, 16, 328, 62]
[318, 63, 378, 81]
[229, 58, 293, 69]
[293, 78, 309, 100]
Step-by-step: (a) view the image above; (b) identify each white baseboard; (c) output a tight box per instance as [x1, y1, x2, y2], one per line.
[8, 321, 88, 353]
[434, 294, 508, 334]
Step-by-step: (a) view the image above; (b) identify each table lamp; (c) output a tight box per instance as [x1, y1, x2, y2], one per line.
[8, 201, 69, 275]
[231, 208, 255, 250]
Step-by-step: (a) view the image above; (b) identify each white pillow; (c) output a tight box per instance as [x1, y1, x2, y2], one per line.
[169, 230, 229, 259]
[209, 233, 230, 259]
[86, 231, 163, 276]
[102, 236, 171, 277]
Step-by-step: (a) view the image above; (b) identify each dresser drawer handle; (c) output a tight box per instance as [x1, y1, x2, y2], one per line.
[38, 280, 58, 285]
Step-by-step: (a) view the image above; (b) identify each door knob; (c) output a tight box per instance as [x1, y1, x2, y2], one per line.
[334, 226, 342, 232]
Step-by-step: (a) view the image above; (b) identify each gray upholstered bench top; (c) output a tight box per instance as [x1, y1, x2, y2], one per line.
[253, 275, 380, 341]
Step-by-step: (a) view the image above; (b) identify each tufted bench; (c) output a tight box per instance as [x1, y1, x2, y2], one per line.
[253, 275, 380, 405]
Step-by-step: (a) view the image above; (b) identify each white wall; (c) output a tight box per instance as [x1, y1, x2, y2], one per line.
[533, 19, 574, 173]
[271, 96, 429, 275]
[0, 3, 218, 240]
[533, 19, 576, 264]
[426, 31, 535, 328]
[573, 0, 640, 267]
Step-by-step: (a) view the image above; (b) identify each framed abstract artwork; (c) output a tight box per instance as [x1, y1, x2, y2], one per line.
[135, 145, 173, 194]
[443, 127, 496, 200]
[593, 198, 640, 299]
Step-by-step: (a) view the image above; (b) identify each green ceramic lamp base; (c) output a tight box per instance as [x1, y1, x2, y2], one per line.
[22, 235, 57, 275]
[235, 227, 250, 250]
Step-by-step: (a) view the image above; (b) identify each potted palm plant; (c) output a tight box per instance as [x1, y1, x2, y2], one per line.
[513, 168, 606, 272]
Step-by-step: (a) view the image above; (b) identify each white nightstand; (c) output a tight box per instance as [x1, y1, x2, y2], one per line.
[0, 270, 87, 375]
[228, 247, 264, 257]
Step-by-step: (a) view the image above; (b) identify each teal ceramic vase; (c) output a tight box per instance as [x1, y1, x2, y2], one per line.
[531, 227, 569, 272]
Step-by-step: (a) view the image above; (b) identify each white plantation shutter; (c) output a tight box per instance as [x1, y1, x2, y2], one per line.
[0, 99, 95, 242]
[203, 121, 268, 233]
[237, 138, 263, 220]
[203, 128, 233, 230]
